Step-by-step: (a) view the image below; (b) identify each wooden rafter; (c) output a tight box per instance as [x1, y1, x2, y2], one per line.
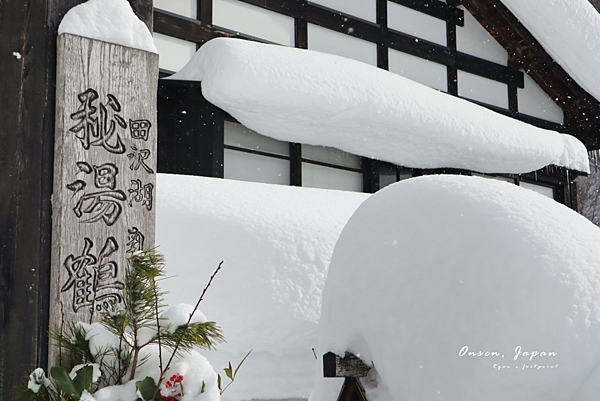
[456, 0, 600, 148]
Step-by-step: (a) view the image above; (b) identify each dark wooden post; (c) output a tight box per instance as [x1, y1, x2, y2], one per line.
[323, 352, 371, 401]
[0, 1, 153, 399]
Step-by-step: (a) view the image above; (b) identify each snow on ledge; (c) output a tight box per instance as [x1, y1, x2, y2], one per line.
[170, 38, 589, 174]
[58, 0, 157, 53]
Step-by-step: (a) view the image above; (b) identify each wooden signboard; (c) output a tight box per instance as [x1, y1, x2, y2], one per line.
[49, 33, 159, 365]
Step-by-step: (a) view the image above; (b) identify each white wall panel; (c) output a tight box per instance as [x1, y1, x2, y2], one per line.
[456, 7, 508, 65]
[225, 150, 290, 185]
[154, 0, 196, 18]
[518, 73, 564, 124]
[308, 24, 378, 66]
[520, 181, 554, 198]
[153, 33, 197, 73]
[213, 0, 295, 46]
[302, 144, 361, 169]
[225, 121, 289, 156]
[309, 0, 376, 23]
[389, 49, 447, 91]
[302, 163, 363, 192]
[387, 2, 447, 46]
[458, 70, 508, 109]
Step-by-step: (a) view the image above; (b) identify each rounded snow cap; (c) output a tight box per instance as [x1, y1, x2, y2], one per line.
[316, 175, 600, 401]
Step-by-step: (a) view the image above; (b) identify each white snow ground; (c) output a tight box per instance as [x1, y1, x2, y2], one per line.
[58, 0, 157, 53]
[170, 38, 589, 175]
[311, 175, 600, 401]
[156, 174, 369, 400]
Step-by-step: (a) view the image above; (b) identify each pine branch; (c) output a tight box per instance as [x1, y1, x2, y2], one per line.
[50, 322, 96, 368]
[161, 321, 224, 353]
[120, 249, 166, 381]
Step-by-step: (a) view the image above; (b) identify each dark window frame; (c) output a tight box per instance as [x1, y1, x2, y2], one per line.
[153, 0, 571, 128]
[155, 1, 582, 208]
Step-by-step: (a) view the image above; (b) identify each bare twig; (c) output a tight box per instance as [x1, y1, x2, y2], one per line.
[118, 334, 124, 385]
[153, 278, 164, 380]
[152, 261, 224, 400]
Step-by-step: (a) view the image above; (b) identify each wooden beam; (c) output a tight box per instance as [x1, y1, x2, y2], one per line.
[0, 0, 80, 399]
[338, 378, 368, 401]
[154, 9, 264, 44]
[389, 0, 464, 25]
[127, 0, 154, 31]
[461, 0, 600, 147]
[323, 352, 372, 378]
[155, 2, 522, 87]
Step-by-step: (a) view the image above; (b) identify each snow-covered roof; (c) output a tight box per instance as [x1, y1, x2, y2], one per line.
[312, 175, 600, 401]
[501, 0, 600, 103]
[156, 174, 368, 400]
[171, 38, 589, 174]
[58, 0, 157, 53]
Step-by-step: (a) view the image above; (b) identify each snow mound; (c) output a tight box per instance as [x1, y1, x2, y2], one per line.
[156, 174, 368, 400]
[170, 38, 588, 174]
[58, 0, 157, 53]
[75, 321, 220, 401]
[313, 175, 600, 401]
[161, 303, 208, 333]
[502, 0, 600, 104]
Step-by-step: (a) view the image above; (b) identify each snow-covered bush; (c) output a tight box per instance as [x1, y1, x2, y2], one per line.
[312, 175, 600, 401]
[17, 250, 246, 401]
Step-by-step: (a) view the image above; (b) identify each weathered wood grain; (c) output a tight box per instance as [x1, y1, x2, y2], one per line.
[49, 33, 158, 367]
[323, 352, 372, 378]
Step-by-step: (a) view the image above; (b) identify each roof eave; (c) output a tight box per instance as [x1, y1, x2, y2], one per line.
[452, 0, 600, 149]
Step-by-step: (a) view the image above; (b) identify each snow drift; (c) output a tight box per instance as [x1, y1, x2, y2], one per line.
[312, 175, 600, 401]
[170, 38, 589, 175]
[156, 174, 368, 400]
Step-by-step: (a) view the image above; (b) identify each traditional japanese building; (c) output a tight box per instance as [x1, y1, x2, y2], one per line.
[2, 0, 600, 400]
[152, 0, 600, 208]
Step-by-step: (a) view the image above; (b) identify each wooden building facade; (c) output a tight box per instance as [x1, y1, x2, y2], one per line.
[153, 0, 600, 208]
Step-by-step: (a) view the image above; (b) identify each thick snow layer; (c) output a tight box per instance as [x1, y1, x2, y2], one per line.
[70, 364, 101, 383]
[170, 38, 589, 174]
[502, 0, 600, 104]
[63, 321, 220, 401]
[58, 0, 157, 53]
[161, 303, 208, 333]
[312, 175, 600, 401]
[156, 174, 368, 400]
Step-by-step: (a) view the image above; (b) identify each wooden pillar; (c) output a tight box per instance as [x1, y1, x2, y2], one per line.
[49, 33, 159, 367]
[0, 1, 153, 399]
